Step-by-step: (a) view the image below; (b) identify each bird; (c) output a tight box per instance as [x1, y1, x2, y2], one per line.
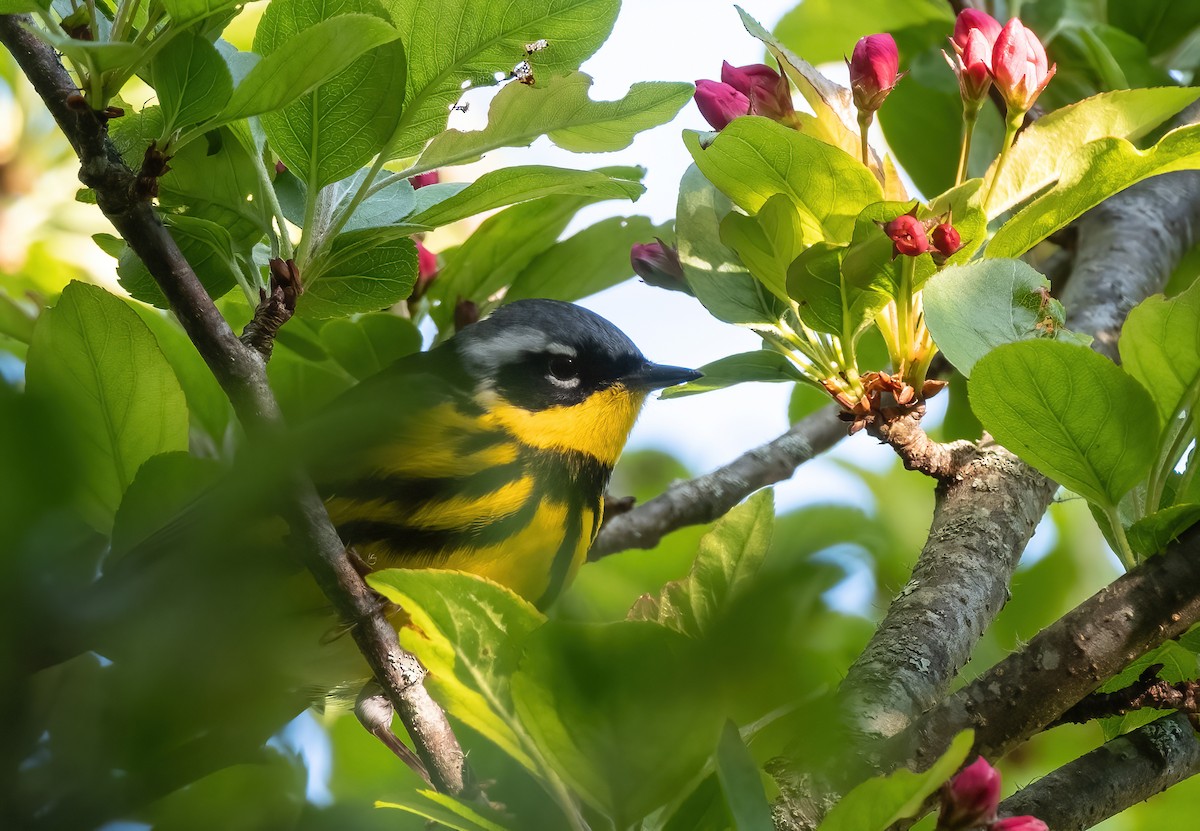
[311, 298, 701, 608]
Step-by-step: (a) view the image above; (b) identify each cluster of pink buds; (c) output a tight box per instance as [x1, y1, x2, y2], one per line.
[945, 10, 1055, 117]
[938, 757, 1047, 831]
[693, 61, 794, 131]
[881, 207, 962, 261]
[630, 239, 691, 294]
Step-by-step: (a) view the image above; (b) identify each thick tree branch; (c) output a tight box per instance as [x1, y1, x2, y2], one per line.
[590, 403, 847, 558]
[898, 526, 1200, 771]
[0, 13, 466, 795]
[998, 714, 1200, 831]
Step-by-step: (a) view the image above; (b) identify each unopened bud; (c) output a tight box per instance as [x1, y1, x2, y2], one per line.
[694, 79, 750, 131]
[992, 18, 1055, 114]
[275, 160, 287, 175]
[631, 239, 691, 294]
[409, 171, 440, 189]
[454, 297, 479, 331]
[849, 33, 900, 116]
[939, 757, 1001, 830]
[931, 222, 962, 259]
[883, 211, 929, 258]
[409, 239, 438, 301]
[953, 9, 1003, 50]
[991, 818, 1048, 831]
[720, 61, 793, 122]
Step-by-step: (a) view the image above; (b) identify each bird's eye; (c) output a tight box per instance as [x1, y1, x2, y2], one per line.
[547, 354, 579, 382]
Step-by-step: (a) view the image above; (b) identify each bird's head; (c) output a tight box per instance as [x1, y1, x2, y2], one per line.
[453, 299, 699, 465]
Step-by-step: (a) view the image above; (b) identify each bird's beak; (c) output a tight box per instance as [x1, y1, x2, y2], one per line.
[622, 361, 702, 390]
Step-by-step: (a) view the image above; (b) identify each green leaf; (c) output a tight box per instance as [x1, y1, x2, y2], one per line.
[383, 0, 620, 159]
[969, 340, 1160, 507]
[772, 0, 951, 66]
[117, 215, 242, 307]
[110, 452, 223, 559]
[133, 306, 232, 442]
[721, 193, 808, 303]
[815, 731, 974, 831]
[218, 14, 400, 122]
[367, 569, 546, 772]
[409, 165, 644, 229]
[0, 0, 49, 11]
[377, 789, 514, 831]
[300, 231, 418, 319]
[257, 0, 407, 191]
[24, 282, 188, 531]
[320, 313, 421, 380]
[30, 28, 143, 74]
[428, 193, 604, 321]
[1119, 278, 1200, 422]
[735, 8, 860, 152]
[675, 164, 786, 327]
[984, 88, 1200, 216]
[1128, 503, 1200, 557]
[342, 177, 417, 232]
[1110, 0, 1200, 58]
[660, 351, 803, 399]
[923, 258, 1089, 378]
[151, 32, 233, 135]
[629, 489, 774, 638]
[418, 71, 692, 169]
[1099, 640, 1199, 740]
[987, 124, 1200, 259]
[160, 0, 240, 26]
[684, 118, 882, 244]
[511, 620, 724, 826]
[786, 241, 849, 336]
[715, 721, 773, 831]
[505, 215, 670, 303]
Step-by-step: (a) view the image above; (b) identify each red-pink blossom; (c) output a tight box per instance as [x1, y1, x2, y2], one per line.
[720, 61, 794, 122]
[631, 240, 688, 292]
[409, 171, 440, 189]
[931, 222, 963, 259]
[883, 212, 929, 258]
[953, 8, 1003, 50]
[849, 33, 900, 115]
[992, 18, 1056, 113]
[991, 817, 1049, 831]
[693, 79, 750, 130]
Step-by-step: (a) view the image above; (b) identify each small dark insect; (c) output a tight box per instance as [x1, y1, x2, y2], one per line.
[512, 60, 535, 86]
[524, 39, 549, 54]
[450, 102, 470, 113]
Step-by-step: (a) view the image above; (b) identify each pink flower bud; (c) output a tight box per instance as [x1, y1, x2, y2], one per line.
[410, 239, 438, 300]
[409, 171, 440, 189]
[992, 18, 1056, 113]
[940, 757, 1001, 829]
[953, 9, 1003, 50]
[720, 61, 794, 122]
[849, 33, 900, 115]
[274, 160, 287, 175]
[694, 79, 750, 130]
[631, 239, 690, 293]
[931, 222, 962, 259]
[883, 212, 929, 258]
[991, 817, 1049, 831]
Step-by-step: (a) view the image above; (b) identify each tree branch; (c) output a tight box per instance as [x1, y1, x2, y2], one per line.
[998, 714, 1200, 831]
[590, 403, 847, 559]
[898, 526, 1200, 772]
[0, 13, 466, 796]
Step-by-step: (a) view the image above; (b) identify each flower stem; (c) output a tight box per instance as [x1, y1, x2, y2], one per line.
[1105, 503, 1137, 571]
[956, 111, 978, 187]
[857, 110, 873, 168]
[984, 109, 1024, 214]
[896, 255, 915, 376]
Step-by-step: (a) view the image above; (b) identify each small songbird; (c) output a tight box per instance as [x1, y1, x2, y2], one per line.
[315, 299, 700, 607]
